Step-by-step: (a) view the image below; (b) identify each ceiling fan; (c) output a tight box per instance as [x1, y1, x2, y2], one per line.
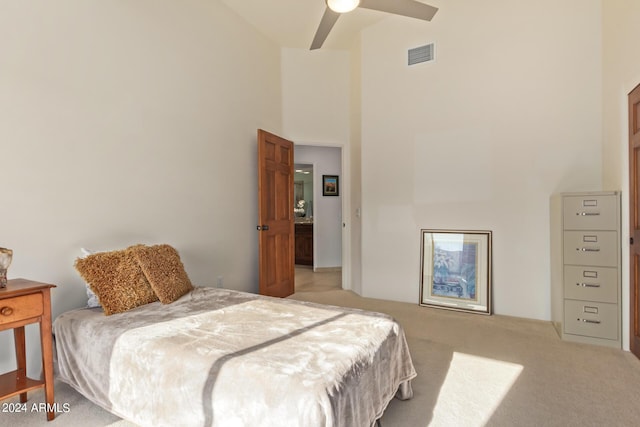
[310, 0, 438, 50]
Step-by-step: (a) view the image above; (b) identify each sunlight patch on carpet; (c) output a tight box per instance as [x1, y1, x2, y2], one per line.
[430, 352, 523, 426]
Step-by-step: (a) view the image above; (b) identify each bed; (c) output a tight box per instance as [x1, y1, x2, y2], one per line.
[53, 286, 417, 427]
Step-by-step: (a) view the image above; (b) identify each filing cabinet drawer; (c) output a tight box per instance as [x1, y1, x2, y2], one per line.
[563, 231, 618, 267]
[564, 300, 618, 340]
[563, 195, 618, 230]
[563, 266, 618, 304]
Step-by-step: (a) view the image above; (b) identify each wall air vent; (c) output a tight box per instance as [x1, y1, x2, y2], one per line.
[408, 43, 435, 66]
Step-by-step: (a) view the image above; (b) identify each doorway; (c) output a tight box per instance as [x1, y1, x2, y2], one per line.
[293, 145, 345, 292]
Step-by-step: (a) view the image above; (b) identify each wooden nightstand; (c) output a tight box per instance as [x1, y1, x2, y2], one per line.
[0, 279, 56, 421]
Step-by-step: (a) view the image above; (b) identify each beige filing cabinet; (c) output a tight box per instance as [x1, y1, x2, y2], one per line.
[550, 191, 621, 348]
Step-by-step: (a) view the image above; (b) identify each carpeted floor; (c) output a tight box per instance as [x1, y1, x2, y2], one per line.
[3, 270, 640, 426]
[290, 289, 640, 427]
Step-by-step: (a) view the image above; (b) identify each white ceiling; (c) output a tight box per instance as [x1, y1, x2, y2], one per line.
[220, 0, 392, 50]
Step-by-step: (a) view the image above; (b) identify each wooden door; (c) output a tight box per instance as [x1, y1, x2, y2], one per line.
[629, 83, 640, 358]
[257, 129, 295, 297]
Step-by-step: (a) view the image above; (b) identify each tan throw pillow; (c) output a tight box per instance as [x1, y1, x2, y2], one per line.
[131, 244, 193, 304]
[74, 246, 159, 315]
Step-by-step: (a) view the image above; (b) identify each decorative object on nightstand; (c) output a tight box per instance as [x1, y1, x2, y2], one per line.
[0, 248, 12, 288]
[0, 279, 56, 420]
[550, 191, 622, 348]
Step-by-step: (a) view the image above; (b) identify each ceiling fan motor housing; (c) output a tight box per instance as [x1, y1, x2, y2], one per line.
[326, 0, 361, 14]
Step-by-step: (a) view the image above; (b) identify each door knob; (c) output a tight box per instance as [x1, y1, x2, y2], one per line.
[256, 225, 270, 231]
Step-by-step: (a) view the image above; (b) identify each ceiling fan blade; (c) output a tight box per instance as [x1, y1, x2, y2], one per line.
[359, 0, 438, 21]
[310, 7, 341, 50]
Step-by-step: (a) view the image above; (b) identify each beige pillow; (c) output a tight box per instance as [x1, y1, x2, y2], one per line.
[131, 244, 193, 304]
[74, 246, 159, 315]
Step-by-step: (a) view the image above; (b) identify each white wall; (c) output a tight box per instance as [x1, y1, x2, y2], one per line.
[294, 146, 343, 268]
[349, 36, 363, 295]
[602, 0, 640, 350]
[0, 0, 281, 375]
[359, 0, 603, 320]
[281, 48, 350, 144]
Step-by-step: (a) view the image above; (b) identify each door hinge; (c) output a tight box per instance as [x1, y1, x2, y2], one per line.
[631, 237, 635, 245]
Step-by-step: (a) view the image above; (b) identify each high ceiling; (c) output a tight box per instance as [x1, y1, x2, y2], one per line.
[220, 0, 390, 50]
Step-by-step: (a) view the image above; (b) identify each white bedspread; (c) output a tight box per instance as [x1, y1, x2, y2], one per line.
[54, 287, 416, 427]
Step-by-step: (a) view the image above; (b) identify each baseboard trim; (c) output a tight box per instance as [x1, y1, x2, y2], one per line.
[314, 267, 342, 273]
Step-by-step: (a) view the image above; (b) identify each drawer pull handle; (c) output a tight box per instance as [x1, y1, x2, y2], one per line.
[577, 212, 600, 216]
[577, 282, 601, 288]
[578, 318, 601, 324]
[0, 306, 13, 316]
[577, 247, 600, 252]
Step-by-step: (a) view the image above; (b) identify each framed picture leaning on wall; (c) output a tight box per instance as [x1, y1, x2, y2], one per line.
[420, 229, 492, 314]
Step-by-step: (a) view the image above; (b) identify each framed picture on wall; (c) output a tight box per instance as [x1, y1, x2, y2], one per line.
[420, 229, 492, 315]
[322, 175, 339, 196]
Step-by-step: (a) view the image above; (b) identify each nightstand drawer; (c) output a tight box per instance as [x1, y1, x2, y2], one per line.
[563, 195, 618, 230]
[563, 266, 618, 303]
[564, 300, 618, 340]
[563, 231, 618, 267]
[0, 293, 43, 325]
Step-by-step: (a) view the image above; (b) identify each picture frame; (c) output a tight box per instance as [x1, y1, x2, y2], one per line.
[419, 229, 492, 314]
[322, 175, 339, 196]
